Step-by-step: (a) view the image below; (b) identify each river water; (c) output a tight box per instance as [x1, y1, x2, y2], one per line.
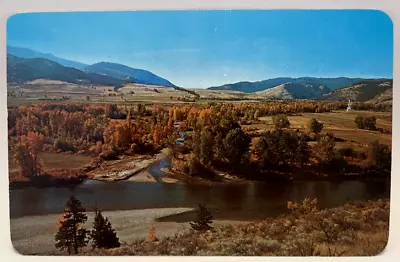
[9, 157, 390, 220]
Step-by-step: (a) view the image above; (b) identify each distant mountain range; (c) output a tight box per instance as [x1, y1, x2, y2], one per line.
[7, 46, 88, 70]
[209, 77, 392, 101]
[208, 77, 367, 93]
[7, 46, 175, 87]
[6, 46, 392, 103]
[7, 54, 126, 86]
[83, 62, 175, 87]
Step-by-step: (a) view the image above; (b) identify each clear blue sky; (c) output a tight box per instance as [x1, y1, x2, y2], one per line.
[7, 10, 393, 88]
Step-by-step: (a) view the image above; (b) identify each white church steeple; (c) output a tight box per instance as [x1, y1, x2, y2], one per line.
[346, 99, 352, 112]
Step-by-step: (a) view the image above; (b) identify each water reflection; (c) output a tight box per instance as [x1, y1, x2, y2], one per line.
[365, 179, 386, 199]
[9, 179, 390, 219]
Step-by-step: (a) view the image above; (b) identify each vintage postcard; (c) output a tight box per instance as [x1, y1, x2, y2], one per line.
[7, 10, 392, 256]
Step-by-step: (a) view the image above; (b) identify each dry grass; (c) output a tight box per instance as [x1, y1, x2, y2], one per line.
[7, 81, 195, 106]
[256, 111, 392, 147]
[84, 199, 389, 256]
[8, 152, 91, 173]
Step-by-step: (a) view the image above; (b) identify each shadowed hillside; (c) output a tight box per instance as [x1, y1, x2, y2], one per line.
[321, 80, 393, 102]
[7, 55, 126, 86]
[254, 82, 330, 99]
[83, 62, 176, 87]
[208, 77, 366, 93]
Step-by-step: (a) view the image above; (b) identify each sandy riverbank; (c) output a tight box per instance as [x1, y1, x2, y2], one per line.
[90, 149, 169, 182]
[10, 207, 245, 255]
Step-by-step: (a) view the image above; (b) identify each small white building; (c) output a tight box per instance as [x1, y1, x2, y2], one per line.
[346, 99, 352, 112]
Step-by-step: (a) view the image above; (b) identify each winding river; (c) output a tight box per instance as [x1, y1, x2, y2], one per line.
[9, 157, 390, 220]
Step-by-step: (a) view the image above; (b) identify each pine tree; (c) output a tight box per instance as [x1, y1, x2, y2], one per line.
[55, 196, 89, 255]
[189, 204, 213, 232]
[90, 208, 120, 249]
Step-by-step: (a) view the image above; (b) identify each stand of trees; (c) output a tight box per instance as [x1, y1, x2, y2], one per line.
[186, 113, 251, 175]
[8, 103, 179, 178]
[256, 130, 309, 168]
[170, 106, 391, 179]
[55, 196, 120, 255]
[8, 101, 391, 181]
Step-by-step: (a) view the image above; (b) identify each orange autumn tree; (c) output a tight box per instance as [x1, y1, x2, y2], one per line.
[167, 118, 173, 130]
[102, 125, 117, 152]
[13, 131, 44, 177]
[153, 127, 161, 145]
[115, 123, 132, 149]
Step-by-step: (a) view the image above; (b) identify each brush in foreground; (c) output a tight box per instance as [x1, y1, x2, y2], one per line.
[84, 199, 389, 256]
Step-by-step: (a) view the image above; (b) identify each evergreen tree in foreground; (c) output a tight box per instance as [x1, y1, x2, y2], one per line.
[90, 208, 121, 249]
[190, 204, 213, 232]
[55, 196, 89, 255]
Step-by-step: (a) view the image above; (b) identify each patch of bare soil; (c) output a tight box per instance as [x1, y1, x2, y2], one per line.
[128, 170, 157, 182]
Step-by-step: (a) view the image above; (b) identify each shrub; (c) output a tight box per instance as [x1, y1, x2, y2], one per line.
[54, 138, 76, 152]
[272, 115, 290, 129]
[355, 115, 377, 130]
[313, 133, 337, 164]
[187, 155, 203, 176]
[354, 115, 365, 129]
[99, 150, 119, 160]
[338, 147, 357, 158]
[148, 225, 158, 242]
[287, 198, 319, 216]
[308, 118, 324, 133]
[364, 116, 377, 130]
[366, 140, 391, 170]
